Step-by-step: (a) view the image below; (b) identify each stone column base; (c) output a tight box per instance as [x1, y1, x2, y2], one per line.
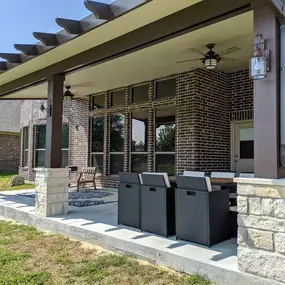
[35, 168, 69, 217]
[234, 177, 285, 283]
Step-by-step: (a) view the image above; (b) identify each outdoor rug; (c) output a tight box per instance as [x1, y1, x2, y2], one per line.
[18, 190, 118, 208]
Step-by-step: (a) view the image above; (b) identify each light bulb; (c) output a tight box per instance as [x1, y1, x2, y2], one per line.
[254, 59, 262, 71]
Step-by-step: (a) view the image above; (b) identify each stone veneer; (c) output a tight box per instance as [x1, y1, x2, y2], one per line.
[35, 168, 69, 217]
[236, 178, 285, 283]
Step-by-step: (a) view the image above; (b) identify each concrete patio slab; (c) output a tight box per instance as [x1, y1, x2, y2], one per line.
[0, 189, 282, 285]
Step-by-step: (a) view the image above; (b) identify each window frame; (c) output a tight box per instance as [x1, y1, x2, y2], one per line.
[22, 126, 29, 167]
[131, 83, 149, 104]
[110, 88, 126, 107]
[90, 116, 104, 174]
[34, 124, 70, 168]
[154, 76, 177, 100]
[109, 113, 125, 175]
[130, 110, 148, 173]
[154, 107, 176, 175]
[90, 93, 105, 110]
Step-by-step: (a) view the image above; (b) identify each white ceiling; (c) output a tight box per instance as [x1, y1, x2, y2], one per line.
[3, 11, 253, 100]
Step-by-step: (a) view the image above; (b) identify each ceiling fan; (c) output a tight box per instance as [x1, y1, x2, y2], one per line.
[176, 43, 243, 70]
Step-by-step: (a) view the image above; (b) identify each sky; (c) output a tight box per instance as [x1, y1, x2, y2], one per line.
[0, 0, 111, 53]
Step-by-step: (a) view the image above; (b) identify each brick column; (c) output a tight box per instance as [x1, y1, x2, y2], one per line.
[147, 82, 154, 172]
[236, 178, 285, 283]
[68, 98, 89, 171]
[124, 88, 131, 172]
[103, 92, 110, 176]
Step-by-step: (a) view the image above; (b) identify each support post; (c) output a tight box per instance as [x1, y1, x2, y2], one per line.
[45, 74, 65, 168]
[35, 74, 69, 217]
[253, 5, 282, 178]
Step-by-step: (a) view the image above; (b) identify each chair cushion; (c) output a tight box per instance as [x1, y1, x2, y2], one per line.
[142, 172, 170, 188]
[211, 172, 236, 179]
[183, 171, 205, 177]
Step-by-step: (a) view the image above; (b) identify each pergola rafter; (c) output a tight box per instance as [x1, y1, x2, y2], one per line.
[0, 0, 150, 73]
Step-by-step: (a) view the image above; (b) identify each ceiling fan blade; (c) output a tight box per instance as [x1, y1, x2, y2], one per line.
[221, 57, 245, 63]
[188, 48, 206, 56]
[218, 46, 241, 56]
[176, 58, 203, 64]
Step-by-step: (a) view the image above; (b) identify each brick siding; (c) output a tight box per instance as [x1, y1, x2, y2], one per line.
[19, 68, 253, 187]
[0, 134, 20, 173]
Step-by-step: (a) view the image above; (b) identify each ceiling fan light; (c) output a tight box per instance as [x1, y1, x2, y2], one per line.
[204, 58, 218, 70]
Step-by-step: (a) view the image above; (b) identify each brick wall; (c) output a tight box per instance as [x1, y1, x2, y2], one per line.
[20, 68, 254, 186]
[228, 69, 254, 120]
[0, 134, 20, 173]
[194, 69, 230, 171]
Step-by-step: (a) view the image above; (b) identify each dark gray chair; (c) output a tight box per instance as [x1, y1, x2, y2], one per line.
[140, 173, 175, 237]
[175, 175, 230, 247]
[118, 172, 142, 229]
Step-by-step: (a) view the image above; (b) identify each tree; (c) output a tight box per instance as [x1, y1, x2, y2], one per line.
[156, 125, 175, 151]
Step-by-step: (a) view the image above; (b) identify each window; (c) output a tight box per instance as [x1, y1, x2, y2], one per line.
[240, 128, 254, 159]
[131, 111, 148, 173]
[61, 125, 69, 167]
[34, 125, 69, 167]
[91, 94, 104, 110]
[91, 117, 104, 173]
[155, 78, 176, 99]
[22, 127, 29, 167]
[110, 113, 125, 174]
[131, 84, 148, 103]
[110, 89, 125, 107]
[155, 107, 175, 175]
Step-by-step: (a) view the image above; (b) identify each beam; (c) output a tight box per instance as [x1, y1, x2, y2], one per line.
[270, 0, 285, 18]
[45, 74, 65, 168]
[84, 0, 115, 20]
[14, 44, 39, 56]
[0, 53, 21, 64]
[110, 0, 150, 16]
[56, 18, 83, 35]
[33, 32, 59, 47]
[0, 0, 251, 96]
[0, 61, 7, 73]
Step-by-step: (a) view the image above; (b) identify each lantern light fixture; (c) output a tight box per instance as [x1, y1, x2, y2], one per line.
[64, 86, 74, 101]
[249, 33, 270, 80]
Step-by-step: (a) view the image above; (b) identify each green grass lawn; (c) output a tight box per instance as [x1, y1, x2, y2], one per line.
[0, 173, 35, 191]
[0, 221, 213, 285]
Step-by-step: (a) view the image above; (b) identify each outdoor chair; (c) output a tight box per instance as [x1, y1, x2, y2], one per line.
[140, 173, 175, 237]
[183, 171, 205, 177]
[211, 172, 236, 179]
[77, 167, 97, 192]
[175, 175, 230, 247]
[118, 172, 142, 229]
[211, 171, 237, 194]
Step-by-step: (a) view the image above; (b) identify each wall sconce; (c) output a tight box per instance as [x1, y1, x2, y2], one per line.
[40, 103, 45, 112]
[249, 33, 271, 80]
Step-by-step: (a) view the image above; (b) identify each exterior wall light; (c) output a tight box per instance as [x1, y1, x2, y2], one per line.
[64, 86, 74, 101]
[249, 33, 271, 80]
